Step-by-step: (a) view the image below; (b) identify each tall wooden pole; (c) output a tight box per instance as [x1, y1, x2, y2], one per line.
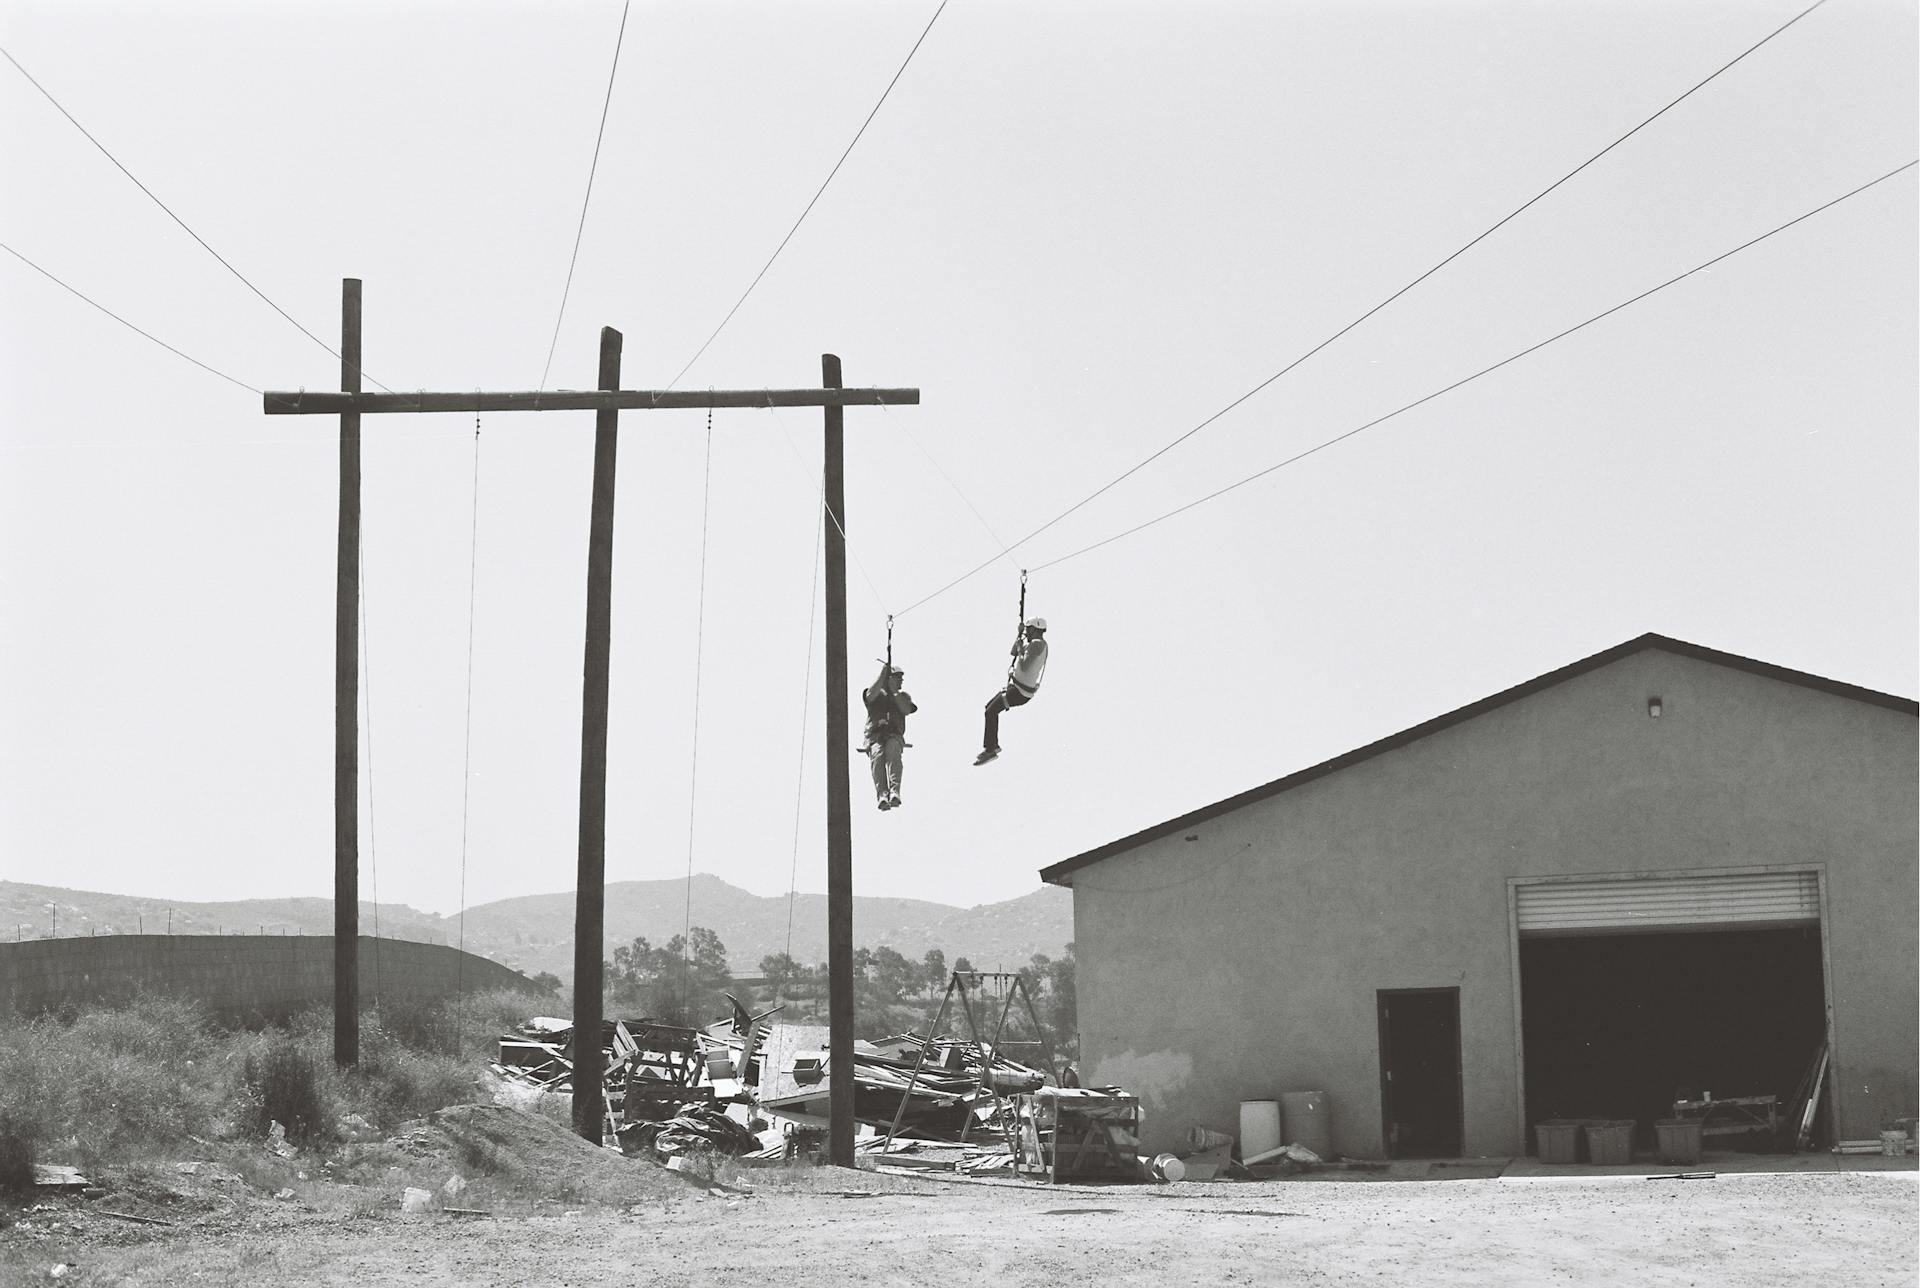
[334, 278, 362, 1069]
[822, 353, 856, 1167]
[571, 326, 622, 1142]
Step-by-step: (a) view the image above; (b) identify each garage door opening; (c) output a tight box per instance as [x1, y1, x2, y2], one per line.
[1519, 926, 1827, 1151]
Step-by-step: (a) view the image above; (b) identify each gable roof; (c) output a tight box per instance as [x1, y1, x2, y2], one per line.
[1039, 633, 1916, 887]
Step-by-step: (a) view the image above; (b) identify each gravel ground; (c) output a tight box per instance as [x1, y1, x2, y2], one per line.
[4, 1161, 1914, 1287]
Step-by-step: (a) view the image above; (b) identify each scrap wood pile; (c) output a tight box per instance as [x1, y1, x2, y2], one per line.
[493, 1012, 1056, 1168]
[866, 1032, 1049, 1095]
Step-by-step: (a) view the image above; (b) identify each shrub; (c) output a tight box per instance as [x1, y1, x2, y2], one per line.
[341, 1011, 481, 1129]
[0, 994, 225, 1167]
[0, 1112, 36, 1199]
[240, 1036, 332, 1144]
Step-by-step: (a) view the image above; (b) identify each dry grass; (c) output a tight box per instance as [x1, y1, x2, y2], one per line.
[0, 988, 551, 1186]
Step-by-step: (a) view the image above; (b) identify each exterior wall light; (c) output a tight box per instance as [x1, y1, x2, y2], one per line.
[1648, 696, 1664, 718]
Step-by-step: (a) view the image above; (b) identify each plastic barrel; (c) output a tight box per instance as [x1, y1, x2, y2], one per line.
[1153, 1153, 1186, 1182]
[1239, 1100, 1282, 1159]
[1280, 1091, 1331, 1158]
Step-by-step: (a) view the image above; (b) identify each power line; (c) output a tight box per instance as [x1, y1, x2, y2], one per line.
[1027, 161, 1917, 574]
[665, 0, 950, 390]
[0, 44, 389, 391]
[681, 407, 717, 1010]
[2, 241, 258, 394]
[358, 539, 381, 1003]
[764, 402, 894, 613]
[892, 0, 1833, 617]
[454, 415, 484, 1039]
[539, 1, 633, 389]
[783, 484, 826, 977]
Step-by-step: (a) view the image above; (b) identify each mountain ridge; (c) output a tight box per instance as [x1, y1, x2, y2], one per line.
[0, 876, 1072, 982]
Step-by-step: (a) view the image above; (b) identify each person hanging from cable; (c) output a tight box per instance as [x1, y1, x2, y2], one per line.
[975, 573, 1048, 766]
[861, 618, 917, 810]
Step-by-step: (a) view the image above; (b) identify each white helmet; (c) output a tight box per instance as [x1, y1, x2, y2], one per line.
[1024, 617, 1048, 632]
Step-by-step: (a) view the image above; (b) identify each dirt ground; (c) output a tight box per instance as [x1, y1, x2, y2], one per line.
[6, 1161, 1915, 1287]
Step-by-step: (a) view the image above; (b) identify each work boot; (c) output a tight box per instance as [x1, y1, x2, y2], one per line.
[877, 797, 893, 811]
[973, 748, 1000, 766]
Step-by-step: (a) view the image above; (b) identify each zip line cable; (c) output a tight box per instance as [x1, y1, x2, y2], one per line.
[1027, 161, 1918, 574]
[891, 0, 1833, 618]
[454, 413, 483, 1042]
[538, 1, 633, 389]
[883, 400, 1020, 574]
[0, 45, 392, 392]
[782, 485, 827, 982]
[681, 404, 717, 1012]
[665, 0, 950, 390]
[2, 242, 258, 394]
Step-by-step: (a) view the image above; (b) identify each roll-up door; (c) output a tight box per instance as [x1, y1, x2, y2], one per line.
[1515, 871, 1819, 937]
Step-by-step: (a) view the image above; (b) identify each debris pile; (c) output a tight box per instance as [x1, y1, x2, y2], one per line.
[492, 1010, 1055, 1168]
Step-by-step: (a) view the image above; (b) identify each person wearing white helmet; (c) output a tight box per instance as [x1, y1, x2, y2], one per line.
[861, 661, 917, 810]
[974, 616, 1048, 765]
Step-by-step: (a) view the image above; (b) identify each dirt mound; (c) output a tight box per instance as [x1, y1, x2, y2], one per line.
[423, 1104, 677, 1206]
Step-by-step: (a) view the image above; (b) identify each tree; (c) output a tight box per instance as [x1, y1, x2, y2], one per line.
[922, 948, 947, 995]
[528, 971, 563, 996]
[759, 952, 800, 1001]
[952, 956, 974, 977]
[869, 946, 918, 1004]
[1038, 943, 1078, 1061]
[603, 926, 735, 1026]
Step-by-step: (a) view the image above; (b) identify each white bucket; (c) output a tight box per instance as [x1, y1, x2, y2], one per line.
[1240, 1100, 1282, 1160]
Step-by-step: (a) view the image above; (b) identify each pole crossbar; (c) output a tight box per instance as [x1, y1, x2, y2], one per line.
[263, 388, 919, 415]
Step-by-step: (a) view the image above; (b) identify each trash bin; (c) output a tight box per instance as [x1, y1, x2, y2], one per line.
[1655, 1118, 1703, 1165]
[1585, 1119, 1635, 1166]
[1535, 1119, 1583, 1164]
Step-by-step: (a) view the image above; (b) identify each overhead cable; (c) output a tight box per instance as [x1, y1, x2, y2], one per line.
[538, 1, 633, 389]
[3, 240, 258, 394]
[1, 45, 390, 391]
[891, 0, 1833, 617]
[884, 400, 1021, 576]
[665, 0, 950, 390]
[1027, 161, 1917, 573]
[764, 402, 894, 614]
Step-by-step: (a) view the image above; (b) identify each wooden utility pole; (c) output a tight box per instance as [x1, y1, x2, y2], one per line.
[334, 278, 362, 1069]
[270, 290, 915, 1147]
[820, 354, 856, 1168]
[571, 326, 622, 1142]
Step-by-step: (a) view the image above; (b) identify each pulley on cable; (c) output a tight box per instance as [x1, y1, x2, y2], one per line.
[973, 570, 1049, 766]
[860, 614, 916, 812]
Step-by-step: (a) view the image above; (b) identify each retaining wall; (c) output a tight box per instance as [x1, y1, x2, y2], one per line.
[0, 934, 534, 1021]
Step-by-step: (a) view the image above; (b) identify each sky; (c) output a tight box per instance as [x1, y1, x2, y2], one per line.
[1, 0, 1913, 923]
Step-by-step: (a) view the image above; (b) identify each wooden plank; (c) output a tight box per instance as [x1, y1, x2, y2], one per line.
[263, 387, 919, 415]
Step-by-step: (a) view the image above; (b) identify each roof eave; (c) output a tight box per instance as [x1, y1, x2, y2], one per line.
[1039, 632, 1916, 887]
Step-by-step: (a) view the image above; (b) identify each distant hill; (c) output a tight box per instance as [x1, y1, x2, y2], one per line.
[0, 876, 1072, 983]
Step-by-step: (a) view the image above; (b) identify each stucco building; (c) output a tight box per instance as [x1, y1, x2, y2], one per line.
[1040, 634, 1917, 1159]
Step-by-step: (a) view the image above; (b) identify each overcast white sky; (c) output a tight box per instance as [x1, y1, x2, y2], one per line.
[2, 0, 1913, 920]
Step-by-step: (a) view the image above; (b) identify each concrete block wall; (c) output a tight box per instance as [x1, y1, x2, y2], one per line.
[0, 934, 534, 1021]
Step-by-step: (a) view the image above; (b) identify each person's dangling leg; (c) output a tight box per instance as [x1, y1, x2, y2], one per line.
[884, 735, 904, 808]
[977, 689, 1009, 763]
[869, 744, 892, 809]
